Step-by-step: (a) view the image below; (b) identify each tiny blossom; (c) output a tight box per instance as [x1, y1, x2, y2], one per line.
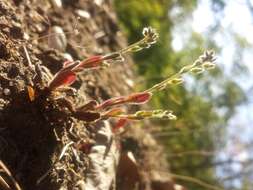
[120, 26, 159, 54]
[200, 50, 216, 63]
[142, 27, 159, 44]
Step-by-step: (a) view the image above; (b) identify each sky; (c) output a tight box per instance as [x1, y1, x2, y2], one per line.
[172, 0, 253, 187]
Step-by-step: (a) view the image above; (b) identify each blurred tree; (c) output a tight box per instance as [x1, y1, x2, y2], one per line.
[114, 0, 248, 190]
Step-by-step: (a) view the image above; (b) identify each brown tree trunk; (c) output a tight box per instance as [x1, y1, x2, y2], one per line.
[0, 0, 132, 189]
[0, 1, 176, 190]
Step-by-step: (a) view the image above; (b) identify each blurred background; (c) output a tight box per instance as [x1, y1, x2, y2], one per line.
[114, 0, 253, 189]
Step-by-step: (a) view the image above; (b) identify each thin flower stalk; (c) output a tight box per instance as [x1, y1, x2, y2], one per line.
[103, 109, 177, 121]
[46, 27, 217, 126]
[48, 27, 158, 91]
[145, 50, 216, 93]
[119, 26, 158, 54]
[91, 50, 215, 124]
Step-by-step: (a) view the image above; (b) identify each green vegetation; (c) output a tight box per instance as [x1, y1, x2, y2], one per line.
[114, 0, 247, 189]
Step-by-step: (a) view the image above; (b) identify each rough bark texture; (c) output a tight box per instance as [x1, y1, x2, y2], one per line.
[0, 1, 176, 190]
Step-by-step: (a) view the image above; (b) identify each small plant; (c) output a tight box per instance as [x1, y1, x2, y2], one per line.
[47, 27, 158, 91]
[30, 27, 216, 131]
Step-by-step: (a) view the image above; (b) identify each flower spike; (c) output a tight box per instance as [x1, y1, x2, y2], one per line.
[103, 109, 177, 121]
[145, 50, 216, 93]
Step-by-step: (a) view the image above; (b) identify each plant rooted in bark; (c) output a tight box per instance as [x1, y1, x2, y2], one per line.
[29, 27, 216, 131]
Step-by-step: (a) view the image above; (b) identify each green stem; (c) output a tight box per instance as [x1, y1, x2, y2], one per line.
[145, 64, 195, 93]
[119, 38, 147, 54]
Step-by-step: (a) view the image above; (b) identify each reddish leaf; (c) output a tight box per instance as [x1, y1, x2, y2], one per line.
[76, 55, 103, 70]
[48, 70, 76, 90]
[126, 92, 152, 104]
[96, 97, 125, 109]
[97, 92, 152, 109]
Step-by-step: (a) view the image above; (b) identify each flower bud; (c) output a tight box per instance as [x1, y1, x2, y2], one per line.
[163, 113, 177, 120]
[193, 59, 202, 66]
[142, 27, 149, 36]
[190, 67, 204, 74]
[135, 110, 153, 117]
[179, 65, 193, 74]
[203, 61, 215, 70]
[171, 77, 184, 85]
[129, 46, 143, 52]
[139, 42, 150, 49]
